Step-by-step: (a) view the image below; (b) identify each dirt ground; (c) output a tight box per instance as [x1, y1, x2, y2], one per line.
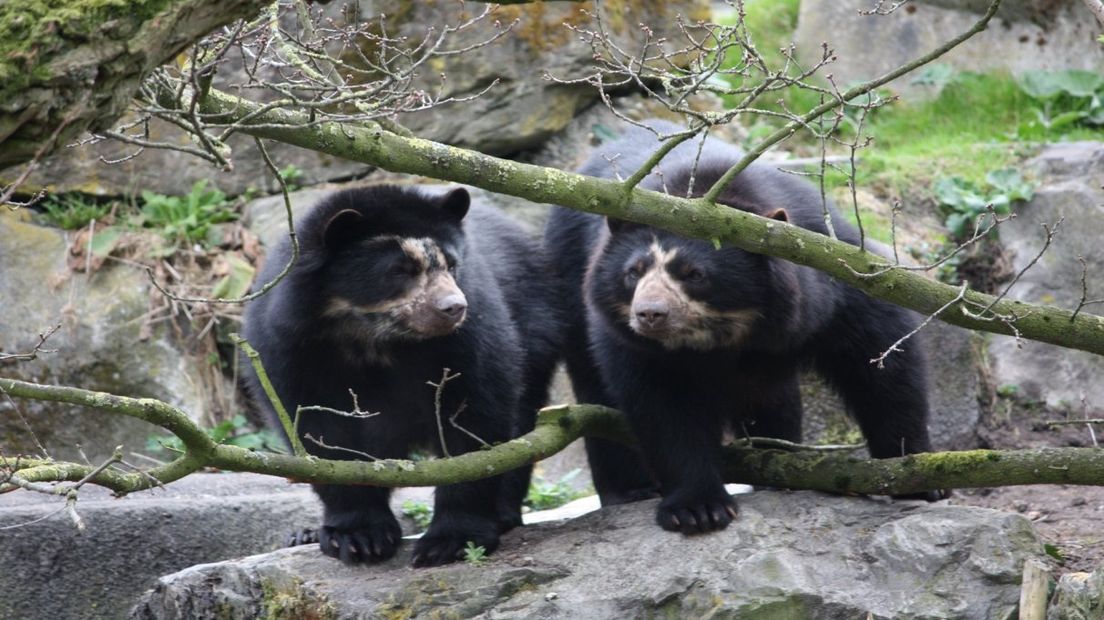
[948, 398, 1104, 575]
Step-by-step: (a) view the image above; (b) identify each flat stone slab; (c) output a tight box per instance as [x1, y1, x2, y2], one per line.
[0, 473, 324, 620]
[132, 491, 1043, 619]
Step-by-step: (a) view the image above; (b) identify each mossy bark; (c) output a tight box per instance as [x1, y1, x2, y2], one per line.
[0, 0, 270, 169]
[194, 83, 1104, 356]
[5, 377, 1104, 496]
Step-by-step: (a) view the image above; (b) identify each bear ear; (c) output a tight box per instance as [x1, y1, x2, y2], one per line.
[765, 208, 789, 223]
[322, 208, 369, 249]
[439, 187, 470, 223]
[606, 216, 644, 234]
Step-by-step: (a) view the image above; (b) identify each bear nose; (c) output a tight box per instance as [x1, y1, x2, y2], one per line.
[634, 300, 669, 328]
[435, 294, 467, 321]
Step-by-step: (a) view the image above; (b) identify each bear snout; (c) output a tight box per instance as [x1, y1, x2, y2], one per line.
[434, 293, 468, 322]
[633, 299, 670, 329]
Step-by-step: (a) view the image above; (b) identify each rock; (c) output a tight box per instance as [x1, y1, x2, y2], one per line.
[131, 491, 1042, 619]
[0, 472, 443, 620]
[795, 0, 1104, 100]
[5, 1, 709, 198]
[1048, 566, 1104, 620]
[988, 142, 1104, 410]
[0, 209, 213, 462]
[0, 473, 318, 620]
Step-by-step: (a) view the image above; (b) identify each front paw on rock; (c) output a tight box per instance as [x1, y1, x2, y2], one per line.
[656, 493, 738, 535]
[412, 529, 499, 568]
[318, 519, 402, 565]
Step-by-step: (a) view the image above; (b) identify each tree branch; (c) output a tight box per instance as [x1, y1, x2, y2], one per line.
[188, 86, 1104, 356]
[4, 379, 1104, 497]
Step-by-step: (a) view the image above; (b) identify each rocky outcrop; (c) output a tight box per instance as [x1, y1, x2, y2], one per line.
[0, 209, 214, 462]
[0, 473, 323, 620]
[795, 0, 1104, 99]
[131, 491, 1043, 619]
[987, 142, 1104, 410]
[5, 1, 709, 198]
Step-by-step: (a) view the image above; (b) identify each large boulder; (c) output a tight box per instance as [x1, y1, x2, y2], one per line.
[0, 209, 213, 462]
[0, 471, 444, 620]
[0, 473, 322, 620]
[4, 1, 710, 198]
[131, 491, 1043, 619]
[795, 0, 1104, 99]
[987, 142, 1104, 409]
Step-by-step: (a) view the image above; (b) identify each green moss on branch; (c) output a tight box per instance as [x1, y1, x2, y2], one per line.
[195, 86, 1104, 355]
[5, 377, 1104, 497]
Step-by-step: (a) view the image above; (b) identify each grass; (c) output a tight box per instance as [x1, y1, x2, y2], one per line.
[38, 194, 114, 230]
[525, 469, 589, 511]
[719, 0, 1103, 196]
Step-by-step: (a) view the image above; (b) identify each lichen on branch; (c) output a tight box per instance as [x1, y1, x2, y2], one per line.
[4, 377, 1104, 499]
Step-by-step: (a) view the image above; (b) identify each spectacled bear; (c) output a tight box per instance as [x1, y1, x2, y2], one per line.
[545, 120, 940, 535]
[241, 185, 561, 566]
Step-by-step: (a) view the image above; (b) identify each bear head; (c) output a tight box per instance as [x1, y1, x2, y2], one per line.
[304, 186, 472, 342]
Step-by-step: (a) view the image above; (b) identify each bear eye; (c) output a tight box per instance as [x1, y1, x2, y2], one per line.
[685, 268, 706, 283]
[391, 258, 419, 276]
[625, 261, 646, 285]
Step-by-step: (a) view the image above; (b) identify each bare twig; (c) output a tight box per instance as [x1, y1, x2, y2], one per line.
[859, 0, 912, 15]
[871, 283, 969, 368]
[303, 434, 379, 461]
[449, 401, 491, 450]
[1071, 255, 1104, 321]
[729, 436, 866, 453]
[0, 324, 62, 364]
[296, 389, 379, 419]
[427, 368, 464, 457]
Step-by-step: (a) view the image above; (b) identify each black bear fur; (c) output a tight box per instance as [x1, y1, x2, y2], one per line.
[241, 185, 561, 566]
[545, 120, 938, 534]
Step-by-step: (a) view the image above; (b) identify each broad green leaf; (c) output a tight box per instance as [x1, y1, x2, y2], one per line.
[88, 226, 123, 257]
[985, 168, 1022, 192]
[1017, 71, 1066, 99]
[211, 255, 256, 299]
[1052, 69, 1104, 97]
[1049, 110, 1089, 130]
[945, 212, 969, 237]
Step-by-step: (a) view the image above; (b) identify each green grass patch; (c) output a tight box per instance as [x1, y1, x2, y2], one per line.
[525, 468, 589, 511]
[38, 194, 114, 230]
[831, 72, 1100, 195]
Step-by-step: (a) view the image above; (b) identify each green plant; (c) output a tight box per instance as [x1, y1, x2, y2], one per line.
[932, 168, 1035, 238]
[278, 164, 304, 191]
[1016, 69, 1104, 137]
[462, 541, 487, 566]
[39, 194, 113, 230]
[400, 500, 433, 532]
[524, 468, 588, 511]
[909, 63, 956, 88]
[146, 414, 284, 456]
[137, 180, 238, 248]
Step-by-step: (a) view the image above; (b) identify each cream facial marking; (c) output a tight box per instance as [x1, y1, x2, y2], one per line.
[627, 238, 760, 350]
[324, 236, 464, 341]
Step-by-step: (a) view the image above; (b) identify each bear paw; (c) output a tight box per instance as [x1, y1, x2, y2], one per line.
[656, 491, 738, 535]
[412, 516, 500, 567]
[286, 527, 319, 547]
[317, 515, 402, 565]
